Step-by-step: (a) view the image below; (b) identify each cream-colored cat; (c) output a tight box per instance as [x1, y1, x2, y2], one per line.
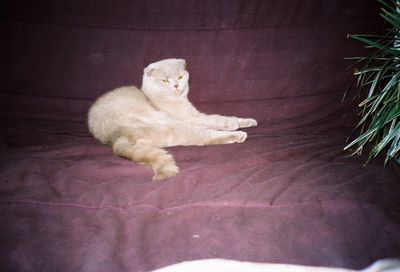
[88, 59, 257, 180]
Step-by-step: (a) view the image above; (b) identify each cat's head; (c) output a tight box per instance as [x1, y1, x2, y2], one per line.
[141, 58, 189, 99]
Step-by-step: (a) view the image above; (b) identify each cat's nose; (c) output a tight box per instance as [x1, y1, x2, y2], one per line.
[174, 84, 179, 89]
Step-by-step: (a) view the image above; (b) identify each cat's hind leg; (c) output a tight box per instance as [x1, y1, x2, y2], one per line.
[109, 125, 247, 180]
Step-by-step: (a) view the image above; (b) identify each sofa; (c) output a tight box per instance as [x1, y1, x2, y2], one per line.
[1, 1, 399, 271]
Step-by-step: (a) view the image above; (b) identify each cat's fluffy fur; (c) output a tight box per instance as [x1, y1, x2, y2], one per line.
[88, 59, 257, 180]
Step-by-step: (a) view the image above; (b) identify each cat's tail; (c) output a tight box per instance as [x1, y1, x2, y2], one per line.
[112, 135, 179, 180]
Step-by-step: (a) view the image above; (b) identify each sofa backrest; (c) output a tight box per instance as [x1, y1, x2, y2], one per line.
[0, 0, 381, 128]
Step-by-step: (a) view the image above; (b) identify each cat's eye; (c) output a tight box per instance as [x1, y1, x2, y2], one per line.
[161, 79, 169, 84]
[177, 75, 184, 80]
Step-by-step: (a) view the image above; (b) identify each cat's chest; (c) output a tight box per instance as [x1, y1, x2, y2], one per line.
[124, 108, 174, 126]
[155, 100, 197, 120]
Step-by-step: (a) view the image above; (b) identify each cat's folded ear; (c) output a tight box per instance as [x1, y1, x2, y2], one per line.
[144, 65, 156, 76]
[176, 59, 186, 70]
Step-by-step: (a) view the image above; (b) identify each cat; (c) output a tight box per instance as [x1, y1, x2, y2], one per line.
[88, 58, 257, 180]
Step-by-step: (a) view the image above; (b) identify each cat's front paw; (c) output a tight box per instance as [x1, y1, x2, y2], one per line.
[238, 118, 258, 128]
[224, 131, 247, 144]
[207, 131, 247, 145]
[220, 118, 239, 131]
[233, 131, 247, 143]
